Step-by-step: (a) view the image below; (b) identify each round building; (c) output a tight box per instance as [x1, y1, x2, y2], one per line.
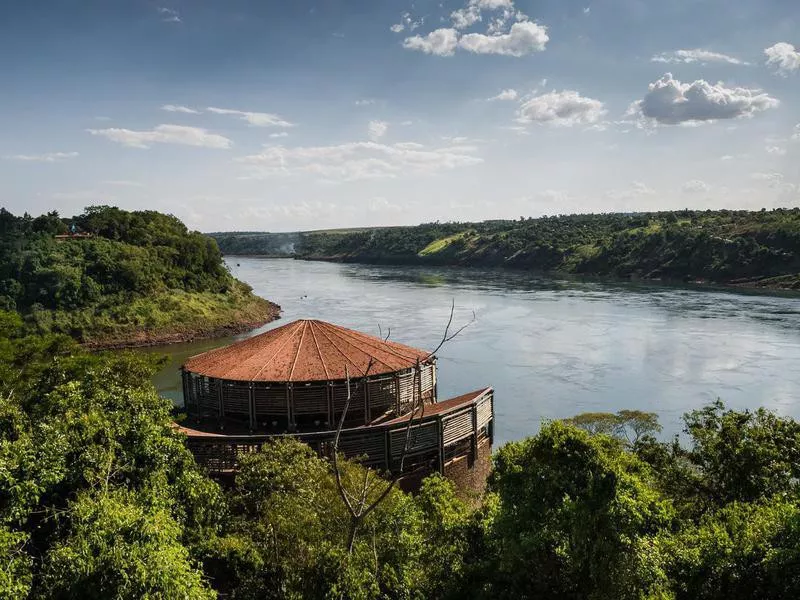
[178, 319, 494, 492]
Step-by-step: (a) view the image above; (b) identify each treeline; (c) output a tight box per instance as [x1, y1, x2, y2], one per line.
[283, 209, 800, 288]
[3, 319, 800, 599]
[0, 206, 277, 345]
[211, 230, 302, 256]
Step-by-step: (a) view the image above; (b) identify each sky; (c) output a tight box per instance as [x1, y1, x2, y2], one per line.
[1, 0, 798, 232]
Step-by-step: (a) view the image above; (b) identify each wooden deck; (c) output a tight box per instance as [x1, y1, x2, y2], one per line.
[178, 388, 494, 477]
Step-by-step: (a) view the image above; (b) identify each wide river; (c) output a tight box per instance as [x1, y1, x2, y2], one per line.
[150, 257, 800, 446]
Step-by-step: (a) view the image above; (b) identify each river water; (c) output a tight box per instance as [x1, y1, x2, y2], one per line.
[150, 257, 800, 446]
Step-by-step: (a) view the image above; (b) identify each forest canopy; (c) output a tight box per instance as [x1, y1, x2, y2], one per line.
[2, 320, 799, 599]
[0, 206, 276, 345]
[214, 209, 800, 289]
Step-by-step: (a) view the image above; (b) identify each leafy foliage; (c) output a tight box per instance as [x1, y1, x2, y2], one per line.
[0, 206, 276, 344]
[565, 409, 662, 443]
[280, 209, 800, 288]
[0, 326, 222, 598]
[3, 321, 800, 598]
[478, 421, 674, 599]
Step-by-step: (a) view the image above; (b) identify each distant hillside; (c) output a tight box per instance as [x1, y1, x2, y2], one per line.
[209, 227, 403, 256]
[0, 206, 279, 347]
[213, 210, 800, 290]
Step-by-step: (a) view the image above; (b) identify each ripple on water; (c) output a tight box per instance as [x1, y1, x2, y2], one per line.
[149, 259, 800, 445]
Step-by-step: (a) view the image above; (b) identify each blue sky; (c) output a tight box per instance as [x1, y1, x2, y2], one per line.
[1, 0, 798, 231]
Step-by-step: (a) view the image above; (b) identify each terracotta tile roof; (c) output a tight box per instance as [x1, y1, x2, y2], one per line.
[183, 319, 431, 383]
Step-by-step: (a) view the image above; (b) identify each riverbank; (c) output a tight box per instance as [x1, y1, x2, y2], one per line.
[22, 282, 281, 350]
[288, 254, 800, 293]
[82, 299, 280, 349]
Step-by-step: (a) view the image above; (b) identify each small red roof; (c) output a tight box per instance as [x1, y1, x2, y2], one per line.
[183, 319, 431, 382]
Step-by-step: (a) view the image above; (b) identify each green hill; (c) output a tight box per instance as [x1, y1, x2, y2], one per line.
[0, 206, 279, 347]
[289, 209, 800, 289]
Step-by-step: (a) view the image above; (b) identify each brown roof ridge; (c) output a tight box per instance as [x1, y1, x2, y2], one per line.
[183, 318, 431, 382]
[287, 320, 309, 382]
[322, 323, 428, 364]
[313, 320, 387, 377]
[249, 320, 304, 382]
[308, 321, 331, 380]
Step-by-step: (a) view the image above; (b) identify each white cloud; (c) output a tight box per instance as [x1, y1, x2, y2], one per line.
[3, 151, 78, 162]
[403, 28, 459, 56]
[87, 124, 232, 149]
[682, 179, 711, 194]
[391, 11, 422, 34]
[237, 140, 482, 182]
[630, 73, 779, 125]
[487, 88, 518, 101]
[368, 120, 389, 141]
[269, 132, 289, 139]
[752, 171, 784, 184]
[765, 42, 800, 75]
[765, 146, 787, 156]
[451, 6, 482, 30]
[516, 90, 606, 126]
[158, 7, 181, 23]
[651, 49, 747, 65]
[459, 21, 548, 56]
[161, 104, 200, 114]
[751, 171, 798, 196]
[206, 106, 293, 127]
[793, 124, 800, 141]
[605, 181, 655, 202]
[473, 0, 514, 8]
[369, 197, 402, 213]
[354, 98, 376, 106]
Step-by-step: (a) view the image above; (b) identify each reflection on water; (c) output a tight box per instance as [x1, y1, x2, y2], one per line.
[148, 258, 800, 445]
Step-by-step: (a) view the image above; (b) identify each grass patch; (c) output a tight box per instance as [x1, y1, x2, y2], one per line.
[418, 232, 468, 256]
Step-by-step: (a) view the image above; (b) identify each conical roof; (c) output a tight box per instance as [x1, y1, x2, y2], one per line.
[183, 319, 431, 382]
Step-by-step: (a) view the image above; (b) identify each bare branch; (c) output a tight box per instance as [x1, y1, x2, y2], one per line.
[332, 365, 356, 517]
[332, 302, 473, 553]
[424, 299, 476, 360]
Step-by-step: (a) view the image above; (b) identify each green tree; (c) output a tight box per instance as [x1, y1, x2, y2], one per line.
[204, 438, 431, 600]
[662, 499, 800, 599]
[683, 400, 800, 504]
[482, 421, 673, 600]
[39, 490, 215, 600]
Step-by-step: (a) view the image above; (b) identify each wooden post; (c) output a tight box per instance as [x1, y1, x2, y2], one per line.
[248, 382, 255, 432]
[471, 402, 478, 463]
[287, 383, 294, 431]
[327, 382, 333, 429]
[416, 363, 422, 408]
[437, 417, 444, 474]
[384, 428, 391, 472]
[217, 379, 225, 430]
[364, 376, 370, 425]
[432, 360, 438, 402]
[394, 374, 400, 417]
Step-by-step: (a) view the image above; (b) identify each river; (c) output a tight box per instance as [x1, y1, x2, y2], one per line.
[149, 257, 800, 446]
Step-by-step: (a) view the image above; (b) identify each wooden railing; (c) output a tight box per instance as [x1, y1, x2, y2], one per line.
[184, 388, 493, 476]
